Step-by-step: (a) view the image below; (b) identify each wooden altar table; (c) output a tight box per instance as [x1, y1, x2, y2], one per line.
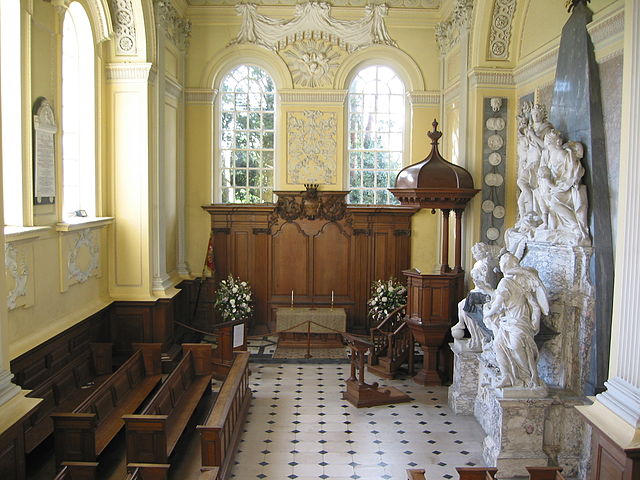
[275, 307, 346, 348]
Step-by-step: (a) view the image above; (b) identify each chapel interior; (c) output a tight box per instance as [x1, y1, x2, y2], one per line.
[0, 0, 638, 479]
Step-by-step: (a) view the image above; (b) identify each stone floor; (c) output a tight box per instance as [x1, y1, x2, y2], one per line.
[231, 362, 486, 480]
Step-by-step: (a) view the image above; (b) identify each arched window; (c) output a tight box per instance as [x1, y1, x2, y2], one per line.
[62, 2, 95, 217]
[347, 65, 405, 205]
[219, 65, 275, 204]
[1, 0, 23, 225]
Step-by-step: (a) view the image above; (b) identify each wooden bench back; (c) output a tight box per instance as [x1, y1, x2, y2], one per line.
[456, 467, 499, 479]
[125, 463, 170, 480]
[198, 351, 251, 477]
[74, 344, 161, 426]
[142, 350, 196, 416]
[526, 467, 565, 480]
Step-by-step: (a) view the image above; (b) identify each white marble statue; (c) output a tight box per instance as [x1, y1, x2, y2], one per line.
[483, 252, 549, 390]
[508, 102, 590, 251]
[535, 130, 590, 245]
[451, 243, 500, 351]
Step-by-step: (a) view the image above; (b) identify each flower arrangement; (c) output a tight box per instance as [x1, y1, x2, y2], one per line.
[214, 274, 253, 323]
[368, 278, 407, 323]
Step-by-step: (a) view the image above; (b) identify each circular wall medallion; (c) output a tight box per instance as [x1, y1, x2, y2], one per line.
[485, 173, 504, 187]
[488, 152, 502, 166]
[486, 227, 500, 241]
[482, 199, 495, 213]
[487, 134, 504, 151]
[486, 117, 506, 131]
[493, 205, 505, 218]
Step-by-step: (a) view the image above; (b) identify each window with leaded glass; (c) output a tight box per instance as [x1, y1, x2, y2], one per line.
[347, 65, 405, 205]
[219, 65, 275, 203]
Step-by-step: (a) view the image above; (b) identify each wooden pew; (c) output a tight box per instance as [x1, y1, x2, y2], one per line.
[51, 343, 163, 465]
[406, 468, 426, 479]
[22, 343, 113, 454]
[123, 344, 213, 464]
[53, 461, 99, 480]
[125, 463, 170, 480]
[456, 467, 499, 479]
[526, 466, 565, 480]
[198, 351, 251, 479]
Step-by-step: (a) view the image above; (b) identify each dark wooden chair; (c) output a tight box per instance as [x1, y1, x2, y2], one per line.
[51, 343, 163, 465]
[123, 344, 213, 465]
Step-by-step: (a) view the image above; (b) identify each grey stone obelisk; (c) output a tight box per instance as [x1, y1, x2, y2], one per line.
[549, 0, 614, 395]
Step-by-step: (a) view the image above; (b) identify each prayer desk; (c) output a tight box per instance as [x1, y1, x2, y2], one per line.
[275, 308, 346, 348]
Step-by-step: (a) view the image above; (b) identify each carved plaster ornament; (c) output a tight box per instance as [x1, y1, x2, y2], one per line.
[230, 2, 397, 53]
[283, 40, 341, 88]
[5, 244, 28, 310]
[487, 134, 504, 150]
[154, 0, 192, 50]
[68, 229, 100, 284]
[111, 0, 138, 55]
[287, 110, 337, 184]
[490, 97, 503, 112]
[486, 117, 506, 131]
[434, 0, 473, 55]
[192, 0, 439, 6]
[488, 0, 517, 60]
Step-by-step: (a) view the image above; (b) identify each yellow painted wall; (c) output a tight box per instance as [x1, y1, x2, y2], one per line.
[184, 5, 443, 275]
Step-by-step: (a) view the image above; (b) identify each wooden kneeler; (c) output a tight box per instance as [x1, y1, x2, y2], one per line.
[342, 333, 410, 407]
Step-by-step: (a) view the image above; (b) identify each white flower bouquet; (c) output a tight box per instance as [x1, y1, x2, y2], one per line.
[368, 278, 407, 324]
[214, 274, 253, 323]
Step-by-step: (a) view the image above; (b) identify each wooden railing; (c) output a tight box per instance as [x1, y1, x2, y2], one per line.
[369, 305, 413, 378]
[198, 351, 251, 479]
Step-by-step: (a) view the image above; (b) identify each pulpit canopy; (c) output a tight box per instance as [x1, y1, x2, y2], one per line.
[389, 120, 479, 208]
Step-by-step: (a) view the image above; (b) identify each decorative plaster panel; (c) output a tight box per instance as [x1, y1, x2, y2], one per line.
[60, 229, 101, 292]
[229, 2, 397, 53]
[469, 69, 514, 87]
[488, 0, 517, 60]
[287, 110, 337, 184]
[110, 0, 138, 55]
[5, 244, 30, 310]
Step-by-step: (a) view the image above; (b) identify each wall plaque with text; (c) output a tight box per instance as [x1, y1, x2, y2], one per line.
[33, 97, 56, 205]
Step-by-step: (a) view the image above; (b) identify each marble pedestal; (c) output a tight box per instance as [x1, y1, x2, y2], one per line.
[448, 341, 480, 415]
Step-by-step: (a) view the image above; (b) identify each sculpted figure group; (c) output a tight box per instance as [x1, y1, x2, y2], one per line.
[452, 244, 549, 391]
[508, 102, 590, 251]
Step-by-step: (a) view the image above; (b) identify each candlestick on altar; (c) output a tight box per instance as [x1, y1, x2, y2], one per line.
[291, 290, 294, 309]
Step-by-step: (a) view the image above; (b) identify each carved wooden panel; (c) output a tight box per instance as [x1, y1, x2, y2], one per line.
[272, 222, 310, 296]
[204, 192, 417, 333]
[0, 422, 24, 480]
[313, 222, 350, 296]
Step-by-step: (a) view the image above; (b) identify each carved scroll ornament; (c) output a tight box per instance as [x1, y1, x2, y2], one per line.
[272, 187, 349, 223]
[230, 1, 397, 52]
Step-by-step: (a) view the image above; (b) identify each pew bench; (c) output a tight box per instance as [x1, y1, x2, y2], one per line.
[526, 467, 565, 480]
[51, 343, 163, 465]
[125, 463, 170, 480]
[123, 344, 213, 465]
[198, 351, 251, 479]
[22, 343, 113, 454]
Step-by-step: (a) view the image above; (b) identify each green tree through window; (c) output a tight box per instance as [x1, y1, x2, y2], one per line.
[219, 65, 275, 203]
[347, 65, 405, 205]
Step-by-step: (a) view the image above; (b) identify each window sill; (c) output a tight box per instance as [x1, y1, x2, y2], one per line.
[4, 225, 51, 242]
[56, 216, 114, 232]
